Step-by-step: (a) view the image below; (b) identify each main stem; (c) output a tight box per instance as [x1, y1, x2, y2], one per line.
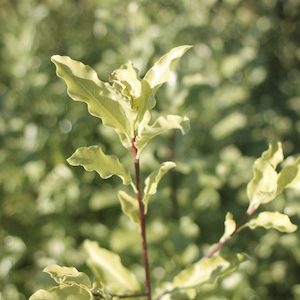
[131, 137, 152, 300]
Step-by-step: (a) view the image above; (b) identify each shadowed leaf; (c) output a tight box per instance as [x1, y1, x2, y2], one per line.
[276, 157, 300, 195]
[118, 191, 139, 225]
[136, 115, 190, 153]
[143, 161, 176, 213]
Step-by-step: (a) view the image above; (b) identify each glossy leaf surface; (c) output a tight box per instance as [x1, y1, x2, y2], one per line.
[67, 146, 131, 185]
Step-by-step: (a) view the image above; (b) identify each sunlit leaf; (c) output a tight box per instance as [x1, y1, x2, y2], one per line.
[144, 45, 193, 90]
[173, 253, 246, 289]
[276, 157, 300, 195]
[136, 115, 190, 153]
[83, 240, 141, 293]
[29, 280, 92, 300]
[51, 55, 131, 146]
[247, 142, 283, 213]
[220, 212, 236, 243]
[246, 211, 297, 233]
[111, 63, 155, 126]
[50, 285, 92, 300]
[67, 146, 131, 185]
[118, 191, 139, 225]
[29, 290, 55, 300]
[143, 161, 176, 213]
[111, 61, 142, 102]
[43, 265, 91, 287]
[135, 80, 155, 123]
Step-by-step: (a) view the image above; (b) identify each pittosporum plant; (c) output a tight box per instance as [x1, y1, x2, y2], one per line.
[30, 46, 298, 300]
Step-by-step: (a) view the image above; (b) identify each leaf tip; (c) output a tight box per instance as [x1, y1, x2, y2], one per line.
[66, 155, 75, 166]
[50, 54, 60, 63]
[182, 44, 194, 50]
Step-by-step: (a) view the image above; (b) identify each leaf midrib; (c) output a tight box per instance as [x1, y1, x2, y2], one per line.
[58, 62, 129, 134]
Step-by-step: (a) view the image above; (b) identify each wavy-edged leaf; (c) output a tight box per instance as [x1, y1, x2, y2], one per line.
[277, 157, 300, 195]
[43, 265, 91, 287]
[67, 146, 131, 185]
[51, 55, 131, 146]
[111, 62, 141, 100]
[118, 191, 139, 225]
[110, 63, 155, 126]
[83, 240, 140, 293]
[247, 142, 283, 213]
[136, 115, 190, 153]
[220, 212, 236, 243]
[173, 253, 246, 289]
[29, 280, 92, 300]
[144, 45, 193, 90]
[143, 161, 176, 213]
[246, 211, 297, 233]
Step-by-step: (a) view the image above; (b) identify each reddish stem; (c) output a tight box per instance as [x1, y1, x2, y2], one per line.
[131, 137, 152, 300]
[204, 210, 255, 258]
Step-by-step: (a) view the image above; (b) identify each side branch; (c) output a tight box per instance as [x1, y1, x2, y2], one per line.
[204, 209, 256, 258]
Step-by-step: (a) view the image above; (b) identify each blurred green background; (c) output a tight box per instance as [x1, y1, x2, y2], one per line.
[1, 0, 300, 299]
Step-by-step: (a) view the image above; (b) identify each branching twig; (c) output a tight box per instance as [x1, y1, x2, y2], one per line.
[155, 207, 257, 300]
[204, 208, 256, 258]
